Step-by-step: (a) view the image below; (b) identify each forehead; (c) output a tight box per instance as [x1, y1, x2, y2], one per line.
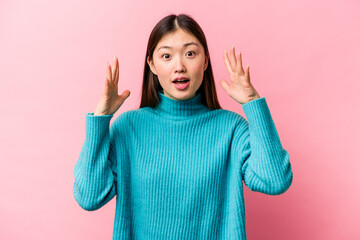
[156, 29, 201, 51]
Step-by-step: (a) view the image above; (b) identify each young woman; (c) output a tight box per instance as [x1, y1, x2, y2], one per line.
[73, 13, 293, 240]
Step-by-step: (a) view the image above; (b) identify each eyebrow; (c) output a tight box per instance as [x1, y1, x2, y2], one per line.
[157, 42, 199, 51]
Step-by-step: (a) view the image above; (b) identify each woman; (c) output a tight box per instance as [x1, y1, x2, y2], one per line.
[73, 13, 293, 240]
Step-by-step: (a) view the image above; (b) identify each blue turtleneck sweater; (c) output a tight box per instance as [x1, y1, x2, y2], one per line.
[73, 90, 293, 240]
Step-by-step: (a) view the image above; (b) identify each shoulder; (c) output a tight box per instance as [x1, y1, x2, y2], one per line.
[112, 107, 151, 126]
[212, 110, 251, 145]
[108, 108, 149, 137]
[210, 108, 248, 126]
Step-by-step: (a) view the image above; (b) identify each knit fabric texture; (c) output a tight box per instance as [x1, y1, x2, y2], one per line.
[73, 89, 293, 240]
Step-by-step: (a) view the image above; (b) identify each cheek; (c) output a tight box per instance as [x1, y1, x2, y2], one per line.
[155, 66, 172, 82]
[190, 60, 205, 80]
[155, 64, 172, 75]
[156, 69, 174, 87]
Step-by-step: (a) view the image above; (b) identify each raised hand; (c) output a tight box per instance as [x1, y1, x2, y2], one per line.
[220, 45, 260, 105]
[94, 56, 131, 115]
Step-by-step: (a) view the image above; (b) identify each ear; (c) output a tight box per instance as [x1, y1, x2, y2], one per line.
[147, 56, 157, 75]
[204, 56, 208, 71]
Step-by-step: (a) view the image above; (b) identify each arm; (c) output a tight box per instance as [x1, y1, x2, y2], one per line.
[73, 112, 117, 211]
[234, 97, 293, 195]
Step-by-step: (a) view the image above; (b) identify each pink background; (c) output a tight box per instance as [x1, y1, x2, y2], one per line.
[1, 0, 359, 239]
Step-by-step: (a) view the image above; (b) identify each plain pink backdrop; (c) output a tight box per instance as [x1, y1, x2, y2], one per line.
[1, 0, 359, 239]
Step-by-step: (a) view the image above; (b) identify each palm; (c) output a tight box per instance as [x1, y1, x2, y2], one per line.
[220, 45, 260, 104]
[94, 56, 130, 115]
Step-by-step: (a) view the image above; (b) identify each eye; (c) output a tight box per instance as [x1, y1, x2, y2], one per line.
[161, 53, 170, 59]
[186, 51, 195, 56]
[161, 51, 196, 60]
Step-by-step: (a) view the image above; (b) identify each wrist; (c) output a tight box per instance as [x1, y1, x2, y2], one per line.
[93, 111, 106, 116]
[248, 95, 260, 103]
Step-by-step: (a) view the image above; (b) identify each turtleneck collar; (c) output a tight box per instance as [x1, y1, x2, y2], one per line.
[152, 89, 210, 120]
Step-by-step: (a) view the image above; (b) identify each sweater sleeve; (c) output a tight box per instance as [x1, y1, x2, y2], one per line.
[73, 112, 117, 210]
[234, 97, 293, 195]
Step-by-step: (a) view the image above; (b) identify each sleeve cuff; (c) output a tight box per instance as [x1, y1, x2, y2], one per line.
[87, 112, 114, 117]
[242, 97, 279, 141]
[85, 112, 114, 137]
[242, 97, 270, 123]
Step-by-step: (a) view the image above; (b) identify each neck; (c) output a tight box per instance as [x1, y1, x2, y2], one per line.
[152, 89, 210, 120]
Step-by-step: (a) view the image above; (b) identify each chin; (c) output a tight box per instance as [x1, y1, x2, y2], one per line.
[177, 92, 196, 101]
[164, 88, 197, 101]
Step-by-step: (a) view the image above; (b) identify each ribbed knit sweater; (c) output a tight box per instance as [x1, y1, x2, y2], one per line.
[73, 89, 293, 240]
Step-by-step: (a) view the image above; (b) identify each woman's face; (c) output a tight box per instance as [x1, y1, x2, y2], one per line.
[147, 28, 208, 101]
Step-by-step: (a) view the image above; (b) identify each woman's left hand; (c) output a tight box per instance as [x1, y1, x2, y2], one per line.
[220, 45, 261, 105]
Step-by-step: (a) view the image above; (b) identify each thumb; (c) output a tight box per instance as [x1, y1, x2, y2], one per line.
[220, 79, 231, 94]
[123, 90, 131, 98]
[117, 90, 130, 104]
[121, 90, 131, 100]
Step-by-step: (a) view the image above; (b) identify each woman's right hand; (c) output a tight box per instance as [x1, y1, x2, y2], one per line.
[94, 56, 131, 116]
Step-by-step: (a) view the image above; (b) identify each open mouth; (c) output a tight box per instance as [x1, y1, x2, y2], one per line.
[173, 79, 190, 89]
[173, 79, 189, 84]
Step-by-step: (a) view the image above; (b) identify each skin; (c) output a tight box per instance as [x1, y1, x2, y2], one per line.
[94, 30, 261, 115]
[220, 45, 261, 104]
[93, 56, 130, 116]
[147, 28, 209, 101]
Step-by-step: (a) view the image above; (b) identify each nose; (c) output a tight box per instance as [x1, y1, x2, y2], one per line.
[174, 56, 185, 73]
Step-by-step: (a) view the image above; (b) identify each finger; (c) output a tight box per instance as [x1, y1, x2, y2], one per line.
[117, 90, 131, 105]
[115, 57, 119, 85]
[236, 52, 244, 74]
[238, 52, 245, 75]
[121, 90, 130, 99]
[220, 79, 231, 94]
[102, 76, 109, 95]
[223, 50, 233, 74]
[112, 56, 116, 82]
[106, 62, 112, 84]
[245, 65, 250, 82]
[229, 45, 236, 71]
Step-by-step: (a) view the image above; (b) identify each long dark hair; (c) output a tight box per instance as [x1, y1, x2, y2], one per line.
[139, 13, 222, 110]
